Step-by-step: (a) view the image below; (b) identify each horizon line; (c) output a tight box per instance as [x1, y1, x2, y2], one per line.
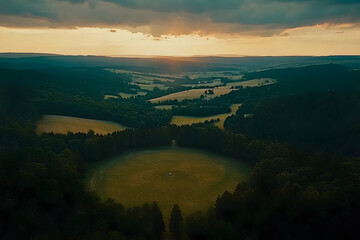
[1, 52, 360, 59]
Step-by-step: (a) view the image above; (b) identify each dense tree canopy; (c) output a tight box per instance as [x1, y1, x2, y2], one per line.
[225, 91, 360, 156]
[1, 63, 360, 239]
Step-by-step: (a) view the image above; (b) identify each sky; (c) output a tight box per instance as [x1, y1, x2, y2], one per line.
[0, 0, 359, 56]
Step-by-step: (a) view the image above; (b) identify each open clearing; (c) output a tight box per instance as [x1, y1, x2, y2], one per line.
[150, 79, 276, 103]
[104, 92, 147, 99]
[185, 71, 243, 80]
[183, 79, 222, 88]
[36, 115, 127, 135]
[150, 87, 236, 103]
[118, 91, 147, 98]
[171, 104, 241, 128]
[104, 94, 119, 99]
[154, 105, 174, 110]
[134, 83, 169, 91]
[87, 146, 250, 219]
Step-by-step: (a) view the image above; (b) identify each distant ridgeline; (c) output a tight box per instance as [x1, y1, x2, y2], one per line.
[1, 54, 360, 72]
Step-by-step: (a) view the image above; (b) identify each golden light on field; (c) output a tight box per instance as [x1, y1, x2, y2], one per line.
[1, 23, 360, 56]
[171, 104, 242, 128]
[36, 115, 127, 135]
[88, 147, 250, 219]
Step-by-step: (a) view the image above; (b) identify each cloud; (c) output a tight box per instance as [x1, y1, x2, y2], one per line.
[58, 0, 86, 3]
[103, 0, 243, 13]
[0, 0, 359, 37]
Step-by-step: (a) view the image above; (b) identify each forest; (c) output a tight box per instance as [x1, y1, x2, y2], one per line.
[1, 114, 360, 239]
[1, 61, 360, 239]
[225, 91, 360, 155]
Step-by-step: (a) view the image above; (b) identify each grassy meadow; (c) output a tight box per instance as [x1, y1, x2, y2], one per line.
[150, 87, 236, 103]
[104, 92, 147, 99]
[36, 115, 127, 135]
[118, 91, 147, 98]
[87, 146, 250, 219]
[104, 94, 119, 99]
[226, 78, 277, 88]
[154, 105, 174, 110]
[171, 104, 241, 128]
[183, 79, 222, 87]
[134, 83, 169, 91]
[185, 71, 243, 80]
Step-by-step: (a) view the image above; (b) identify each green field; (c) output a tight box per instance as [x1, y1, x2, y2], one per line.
[36, 115, 127, 135]
[87, 146, 250, 219]
[171, 104, 241, 128]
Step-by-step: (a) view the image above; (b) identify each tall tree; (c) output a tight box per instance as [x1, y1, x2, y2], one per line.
[169, 204, 183, 240]
[151, 202, 166, 239]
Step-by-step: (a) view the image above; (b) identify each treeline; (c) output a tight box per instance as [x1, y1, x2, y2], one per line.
[0, 67, 137, 98]
[225, 91, 360, 156]
[0, 146, 166, 240]
[244, 64, 360, 95]
[182, 150, 360, 239]
[35, 90, 172, 128]
[0, 68, 174, 128]
[1, 117, 360, 239]
[0, 118, 174, 239]
[170, 125, 360, 239]
[143, 86, 190, 100]
[172, 104, 231, 117]
[209, 64, 360, 118]
[2, 63, 360, 239]
[174, 125, 284, 167]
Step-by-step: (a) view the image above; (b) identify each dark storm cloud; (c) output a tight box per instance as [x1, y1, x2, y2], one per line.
[103, 0, 243, 13]
[0, 0, 359, 36]
[104, 0, 360, 11]
[0, 0, 56, 18]
[275, 0, 359, 4]
[58, 0, 86, 3]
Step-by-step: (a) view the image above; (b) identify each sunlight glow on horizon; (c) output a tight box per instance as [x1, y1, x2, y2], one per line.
[1, 24, 360, 57]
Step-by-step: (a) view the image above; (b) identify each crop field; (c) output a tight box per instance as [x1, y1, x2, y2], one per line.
[226, 78, 277, 88]
[171, 104, 241, 128]
[109, 69, 175, 83]
[183, 79, 222, 88]
[87, 146, 250, 219]
[36, 115, 127, 135]
[150, 87, 236, 103]
[185, 71, 243, 80]
[133, 75, 174, 83]
[108, 69, 171, 90]
[133, 83, 169, 91]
